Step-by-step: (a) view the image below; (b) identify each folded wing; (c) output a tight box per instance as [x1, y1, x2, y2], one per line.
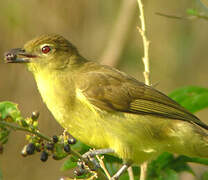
[75, 63, 208, 130]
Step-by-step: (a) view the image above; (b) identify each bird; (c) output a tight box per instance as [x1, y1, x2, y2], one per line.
[4, 34, 208, 178]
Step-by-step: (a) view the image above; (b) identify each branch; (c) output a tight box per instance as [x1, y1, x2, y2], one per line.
[155, 11, 208, 21]
[0, 120, 51, 142]
[96, 155, 111, 180]
[137, 0, 150, 179]
[137, 0, 150, 86]
[0, 119, 107, 180]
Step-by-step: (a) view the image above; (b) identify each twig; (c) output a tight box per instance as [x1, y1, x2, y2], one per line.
[137, 0, 150, 179]
[155, 12, 183, 20]
[100, 0, 137, 67]
[0, 120, 52, 142]
[137, 0, 150, 86]
[127, 166, 134, 180]
[96, 155, 111, 180]
[140, 162, 148, 180]
[156, 12, 208, 21]
[0, 120, 107, 180]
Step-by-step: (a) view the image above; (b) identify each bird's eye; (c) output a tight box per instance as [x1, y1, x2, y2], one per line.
[41, 46, 51, 54]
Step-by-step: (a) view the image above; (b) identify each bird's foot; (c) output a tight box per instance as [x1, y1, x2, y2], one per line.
[82, 148, 115, 169]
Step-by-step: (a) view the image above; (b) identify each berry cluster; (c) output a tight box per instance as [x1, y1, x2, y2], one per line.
[22, 135, 77, 162]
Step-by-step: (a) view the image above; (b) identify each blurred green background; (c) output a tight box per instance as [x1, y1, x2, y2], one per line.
[0, 0, 208, 179]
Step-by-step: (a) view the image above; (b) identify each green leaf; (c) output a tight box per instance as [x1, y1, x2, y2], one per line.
[162, 169, 179, 180]
[119, 172, 131, 180]
[60, 157, 77, 171]
[176, 155, 208, 166]
[104, 154, 122, 164]
[147, 152, 193, 180]
[53, 143, 68, 160]
[168, 156, 193, 174]
[147, 152, 175, 179]
[169, 86, 208, 113]
[71, 141, 90, 154]
[186, 9, 199, 16]
[0, 101, 22, 121]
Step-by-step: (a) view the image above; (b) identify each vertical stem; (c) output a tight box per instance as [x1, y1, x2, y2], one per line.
[140, 162, 148, 180]
[127, 166, 134, 180]
[137, 0, 150, 180]
[137, 0, 150, 86]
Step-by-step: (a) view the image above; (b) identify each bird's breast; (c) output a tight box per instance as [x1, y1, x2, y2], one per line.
[33, 70, 110, 148]
[34, 71, 75, 122]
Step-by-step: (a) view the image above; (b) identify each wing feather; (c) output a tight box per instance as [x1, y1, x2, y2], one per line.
[74, 62, 208, 130]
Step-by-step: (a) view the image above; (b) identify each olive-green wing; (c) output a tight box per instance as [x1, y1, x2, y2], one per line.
[75, 63, 208, 130]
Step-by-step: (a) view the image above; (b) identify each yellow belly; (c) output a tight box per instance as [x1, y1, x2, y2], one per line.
[34, 71, 208, 164]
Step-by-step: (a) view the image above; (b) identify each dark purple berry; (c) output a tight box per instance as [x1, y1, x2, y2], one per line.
[31, 111, 40, 121]
[52, 135, 58, 143]
[67, 138, 76, 145]
[40, 151, 48, 162]
[26, 143, 35, 155]
[74, 168, 85, 176]
[64, 144, 71, 153]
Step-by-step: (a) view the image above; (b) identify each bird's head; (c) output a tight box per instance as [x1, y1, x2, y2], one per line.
[4, 34, 83, 73]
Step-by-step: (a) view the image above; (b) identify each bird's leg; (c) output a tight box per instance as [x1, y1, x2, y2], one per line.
[111, 163, 131, 180]
[82, 148, 115, 169]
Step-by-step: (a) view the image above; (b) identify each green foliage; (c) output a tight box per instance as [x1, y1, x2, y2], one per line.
[186, 9, 199, 16]
[146, 86, 208, 180]
[169, 86, 208, 113]
[0, 101, 23, 147]
[0, 102, 22, 180]
[60, 141, 89, 171]
[70, 141, 90, 155]
[147, 153, 193, 180]
[61, 157, 77, 171]
[0, 101, 22, 121]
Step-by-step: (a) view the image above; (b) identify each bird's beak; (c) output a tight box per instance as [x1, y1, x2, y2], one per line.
[4, 48, 37, 63]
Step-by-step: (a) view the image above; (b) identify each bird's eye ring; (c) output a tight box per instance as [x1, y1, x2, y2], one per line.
[41, 46, 51, 54]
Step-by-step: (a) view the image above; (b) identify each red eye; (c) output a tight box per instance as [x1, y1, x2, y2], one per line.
[42, 46, 51, 54]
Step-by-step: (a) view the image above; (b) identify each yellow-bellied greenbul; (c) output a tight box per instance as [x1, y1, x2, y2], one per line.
[5, 34, 208, 167]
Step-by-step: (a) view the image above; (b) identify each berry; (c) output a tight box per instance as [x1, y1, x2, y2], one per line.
[31, 111, 40, 121]
[40, 151, 48, 162]
[52, 135, 58, 143]
[46, 143, 54, 151]
[26, 143, 35, 155]
[67, 138, 76, 145]
[64, 144, 71, 153]
[74, 168, 85, 176]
